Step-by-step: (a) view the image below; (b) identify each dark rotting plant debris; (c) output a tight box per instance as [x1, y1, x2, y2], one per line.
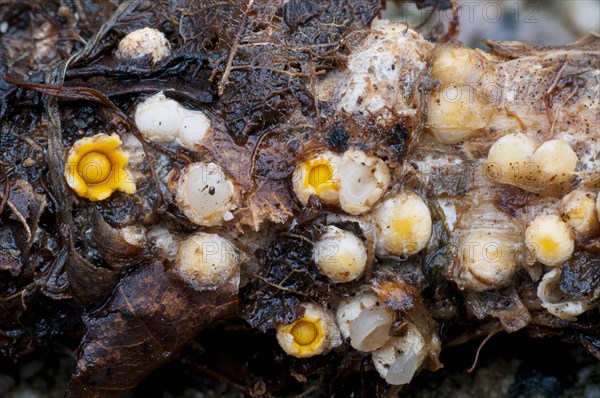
[1, 0, 599, 397]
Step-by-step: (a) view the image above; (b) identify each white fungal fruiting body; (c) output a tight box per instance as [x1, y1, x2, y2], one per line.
[459, 231, 518, 292]
[177, 112, 212, 149]
[372, 324, 427, 386]
[525, 214, 574, 267]
[560, 190, 600, 237]
[374, 191, 432, 257]
[293, 149, 391, 215]
[134, 92, 212, 151]
[117, 28, 171, 63]
[427, 86, 493, 144]
[318, 21, 432, 122]
[292, 151, 341, 206]
[335, 289, 380, 340]
[276, 303, 342, 358]
[176, 162, 239, 226]
[530, 139, 578, 184]
[537, 268, 596, 321]
[348, 306, 393, 352]
[174, 233, 240, 289]
[485, 133, 537, 185]
[485, 134, 578, 192]
[339, 150, 391, 215]
[313, 226, 367, 283]
[427, 45, 497, 143]
[119, 226, 146, 247]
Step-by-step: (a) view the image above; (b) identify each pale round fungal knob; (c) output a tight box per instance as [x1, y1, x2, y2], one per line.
[525, 214, 574, 267]
[117, 27, 171, 64]
[560, 190, 599, 237]
[176, 162, 239, 226]
[459, 231, 518, 292]
[292, 151, 342, 206]
[485, 133, 537, 184]
[338, 150, 391, 215]
[177, 110, 212, 150]
[372, 324, 427, 386]
[530, 139, 577, 184]
[427, 45, 497, 144]
[134, 92, 184, 142]
[276, 303, 342, 358]
[335, 289, 380, 340]
[348, 306, 393, 352]
[427, 85, 494, 143]
[313, 226, 367, 283]
[173, 233, 241, 289]
[374, 191, 432, 257]
[134, 92, 212, 150]
[430, 45, 495, 86]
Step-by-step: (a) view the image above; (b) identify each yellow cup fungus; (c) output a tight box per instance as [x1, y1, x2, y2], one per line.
[276, 303, 341, 358]
[64, 133, 135, 201]
[292, 152, 342, 206]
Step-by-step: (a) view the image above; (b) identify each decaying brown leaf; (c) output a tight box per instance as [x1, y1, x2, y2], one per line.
[66, 262, 239, 397]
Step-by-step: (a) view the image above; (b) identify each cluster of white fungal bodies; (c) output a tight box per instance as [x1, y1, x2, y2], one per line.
[280, 22, 443, 383]
[485, 133, 578, 192]
[176, 162, 239, 227]
[317, 21, 433, 123]
[279, 18, 599, 385]
[116, 28, 171, 64]
[134, 93, 240, 227]
[426, 45, 497, 144]
[292, 149, 391, 214]
[335, 289, 426, 385]
[173, 232, 241, 290]
[134, 92, 213, 151]
[292, 151, 433, 281]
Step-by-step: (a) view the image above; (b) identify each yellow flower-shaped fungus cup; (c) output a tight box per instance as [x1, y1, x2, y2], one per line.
[276, 315, 327, 358]
[64, 133, 135, 201]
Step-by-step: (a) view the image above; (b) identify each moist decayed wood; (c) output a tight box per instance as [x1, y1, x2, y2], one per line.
[1, 0, 599, 396]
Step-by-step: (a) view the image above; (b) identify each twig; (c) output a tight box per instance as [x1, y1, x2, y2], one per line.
[0, 166, 9, 216]
[218, 0, 254, 96]
[467, 327, 502, 373]
[292, 374, 324, 398]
